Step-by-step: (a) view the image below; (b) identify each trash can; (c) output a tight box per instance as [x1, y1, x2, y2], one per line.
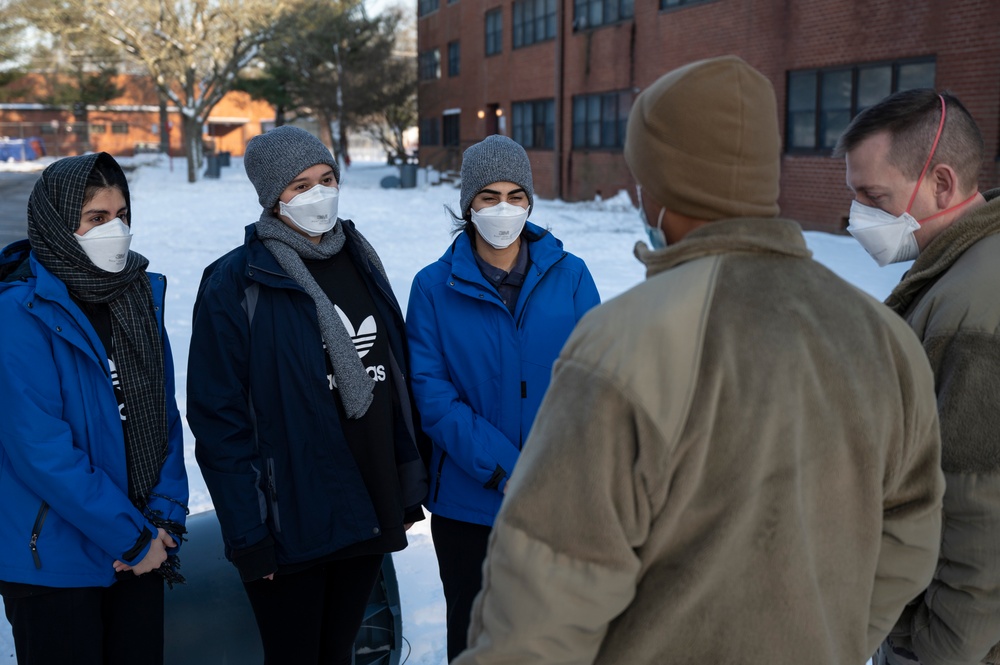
[204, 154, 221, 178]
[399, 162, 418, 189]
[218, 151, 231, 167]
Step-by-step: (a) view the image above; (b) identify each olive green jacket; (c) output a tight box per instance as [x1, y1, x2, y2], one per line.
[454, 218, 944, 665]
[883, 190, 1000, 665]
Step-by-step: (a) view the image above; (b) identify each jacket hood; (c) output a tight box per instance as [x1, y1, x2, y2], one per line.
[0, 239, 32, 283]
[886, 188, 1000, 314]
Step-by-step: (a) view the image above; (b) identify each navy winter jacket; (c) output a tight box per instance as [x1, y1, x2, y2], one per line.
[0, 241, 188, 588]
[188, 223, 426, 579]
[406, 223, 600, 526]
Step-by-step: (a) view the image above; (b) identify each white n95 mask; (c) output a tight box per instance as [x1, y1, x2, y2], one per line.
[469, 201, 529, 249]
[278, 183, 340, 237]
[75, 218, 132, 273]
[846, 200, 920, 267]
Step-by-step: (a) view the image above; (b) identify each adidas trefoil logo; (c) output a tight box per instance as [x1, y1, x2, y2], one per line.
[334, 305, 376, 359]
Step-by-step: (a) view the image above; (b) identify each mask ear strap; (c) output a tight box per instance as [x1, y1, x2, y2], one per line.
[905, 94, 947, 214]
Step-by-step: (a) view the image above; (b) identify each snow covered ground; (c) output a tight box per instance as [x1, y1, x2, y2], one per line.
[0, 155, 908, 662]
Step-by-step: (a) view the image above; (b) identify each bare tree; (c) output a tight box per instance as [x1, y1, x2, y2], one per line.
[361, 46, 416, 164]
[86, 0, 289, 182]
[238, 0, 414, 164]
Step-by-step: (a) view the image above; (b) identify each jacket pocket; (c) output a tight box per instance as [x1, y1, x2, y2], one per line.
[266, 458, 282, 533]
[29, 501, 50, 569]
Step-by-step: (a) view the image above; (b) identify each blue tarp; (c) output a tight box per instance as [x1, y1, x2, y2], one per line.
[0, 137, 45, 162]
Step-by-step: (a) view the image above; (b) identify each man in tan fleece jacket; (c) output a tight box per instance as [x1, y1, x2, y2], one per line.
[837, 89, 1000, 665]
[452, 56, 945, 665]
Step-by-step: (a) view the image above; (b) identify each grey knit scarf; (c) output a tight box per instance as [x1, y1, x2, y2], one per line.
[255, 213, 377, 419]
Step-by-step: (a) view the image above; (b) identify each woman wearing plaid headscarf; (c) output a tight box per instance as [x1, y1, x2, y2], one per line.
[0, 153, 188, 665]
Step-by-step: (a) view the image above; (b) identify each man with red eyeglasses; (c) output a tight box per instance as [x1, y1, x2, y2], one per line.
[837, 90, 1000, 665]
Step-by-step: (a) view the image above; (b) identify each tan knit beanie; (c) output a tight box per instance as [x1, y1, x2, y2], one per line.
[624, 55, 781, 221]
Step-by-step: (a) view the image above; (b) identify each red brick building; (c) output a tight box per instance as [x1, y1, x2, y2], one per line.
[417, 0, 1000, 232]
[0, 73, 274, 159]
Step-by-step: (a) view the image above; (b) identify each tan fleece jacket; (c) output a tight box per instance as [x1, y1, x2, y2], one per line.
[882, 190, 1000, 665]
[454, 218, 944, 665]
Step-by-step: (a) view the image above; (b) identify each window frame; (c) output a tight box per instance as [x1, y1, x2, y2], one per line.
[418, 0, 440, 18]
[512, 99, 556, 150]
[418, 49, 442, 81]
[420, 117, 441, 146]
[447, 41, 460, 77]
[572, 0, 634, 31]
[442, 113, 461, 147]
[785, 57, 936, 154]
[485, 8, 503, 56]
[571, 90, 632, 150]
[659, 0, 714, 10]
[513, 0, 557, 49]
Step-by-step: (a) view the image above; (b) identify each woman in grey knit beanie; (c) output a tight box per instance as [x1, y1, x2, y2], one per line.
[187, 126, 427, 664]
[405, 133, 602, 661]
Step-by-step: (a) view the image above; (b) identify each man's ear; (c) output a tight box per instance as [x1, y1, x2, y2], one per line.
[928, 163, 960, 209]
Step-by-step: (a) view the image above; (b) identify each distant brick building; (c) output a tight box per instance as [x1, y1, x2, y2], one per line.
[417, 0, 1000, 232]
[0, 73, 274, 159]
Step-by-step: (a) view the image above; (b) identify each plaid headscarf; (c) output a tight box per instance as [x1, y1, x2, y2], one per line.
[27, 153, 168, 508]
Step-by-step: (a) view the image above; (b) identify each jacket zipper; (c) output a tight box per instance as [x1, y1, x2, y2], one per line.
[266, 458, 282, 532]
[433, 453, 447, 503]
[29, 501, 50, 569]
[515, 253, 567, 330]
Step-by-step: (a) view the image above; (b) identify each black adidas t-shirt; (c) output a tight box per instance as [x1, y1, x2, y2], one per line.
[304, 251, 403, 560]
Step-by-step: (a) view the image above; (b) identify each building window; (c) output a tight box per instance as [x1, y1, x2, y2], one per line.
[111, 122, 129, 134]
[448, 41, 460, 77]
[418, 0, 439, 17]
[419, 49, 441, 81]
[659, 0, 710, 8]
[573, 0, 634, 30]
[485, 8, 503, 56]
[572, 90, 632, 149]
[513, 0, 557, 48]
[786, 58, 936, 152]
[67, 122, 88, 134]
[512, 100, 555, 150]
[420, 117, 441, 146]
[443, 113, 460, 147]
[89, 123, 107, 134]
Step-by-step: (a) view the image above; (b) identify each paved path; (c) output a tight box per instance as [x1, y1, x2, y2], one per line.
[0, 172, 38, 249]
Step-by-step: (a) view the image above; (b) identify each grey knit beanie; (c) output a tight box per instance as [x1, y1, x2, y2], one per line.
[460, 135, 534, 218]
[244, 126, 340, 210]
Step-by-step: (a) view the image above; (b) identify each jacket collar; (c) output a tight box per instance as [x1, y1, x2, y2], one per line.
[636, 217, 811, 278]
[886, 189, 1000, 314]
[243, 223, 300, 290]
[445, 221, 564, 285]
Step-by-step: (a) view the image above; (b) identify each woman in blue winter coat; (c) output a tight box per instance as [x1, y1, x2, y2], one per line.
[187, 126, 427, 665]
[0, 153, 188, 665]
[406, 135, 601, 661]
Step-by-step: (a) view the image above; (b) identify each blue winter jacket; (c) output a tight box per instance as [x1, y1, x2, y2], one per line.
[406, 223, 600, 526]
[188, 223, 427, 578]
[0, 240, 188, 588]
